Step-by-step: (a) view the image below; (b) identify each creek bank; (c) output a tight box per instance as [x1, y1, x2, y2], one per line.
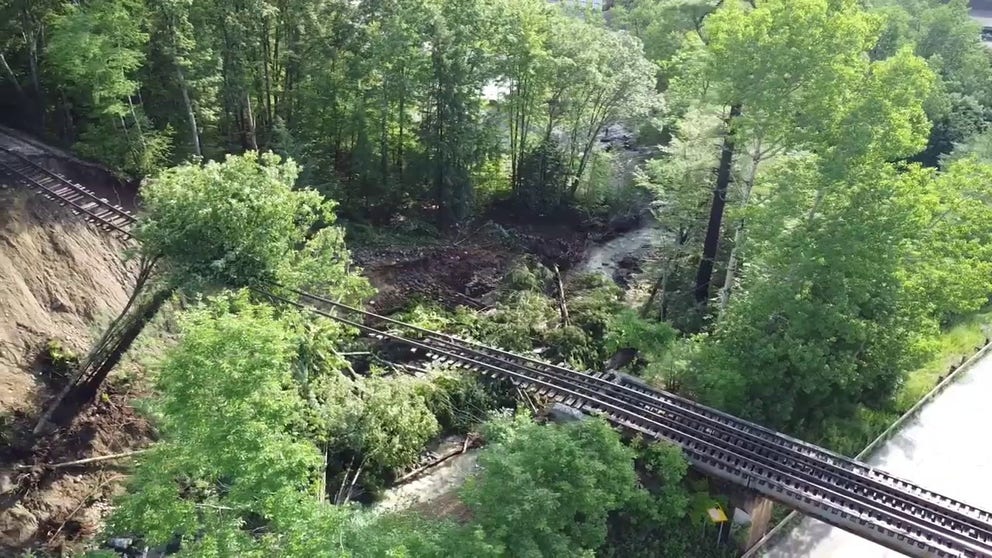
[575, 214, 670, 289]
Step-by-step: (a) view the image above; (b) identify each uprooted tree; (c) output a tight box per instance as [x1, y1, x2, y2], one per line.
[35, 151, 371, 434]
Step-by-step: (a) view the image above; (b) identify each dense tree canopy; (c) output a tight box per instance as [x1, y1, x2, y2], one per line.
[1, 0, 658, 225]
[9, 0, 992, 554]
[137, 151, 370, 299]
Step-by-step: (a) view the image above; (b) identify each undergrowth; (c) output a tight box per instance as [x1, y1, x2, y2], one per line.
[818, 306, 992, 456]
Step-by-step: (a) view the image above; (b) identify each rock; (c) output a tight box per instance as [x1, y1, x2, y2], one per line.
[608, 213, 642, 234]
[50, 296, 74, 313]
[606, 348, 638, 371]
[0, 472, 15, 495]
[0, 504, 39, 547]
[548, 403, 587, 423]
[617, 255, 641, 271]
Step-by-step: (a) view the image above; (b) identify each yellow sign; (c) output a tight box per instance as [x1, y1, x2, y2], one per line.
[707, 506, 728, 524]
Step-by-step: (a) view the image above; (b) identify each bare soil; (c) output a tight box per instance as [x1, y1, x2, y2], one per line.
[355, 220, 595, 314]
[0, 126, 624, 555]
[0, 152, 150, 555]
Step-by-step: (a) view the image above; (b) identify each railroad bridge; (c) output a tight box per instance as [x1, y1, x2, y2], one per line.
[3, 144, 992, 558]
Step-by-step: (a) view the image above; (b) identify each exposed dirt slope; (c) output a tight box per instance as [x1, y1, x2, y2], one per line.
[0, 187, 151, 555]
[0, 190, 134, 414]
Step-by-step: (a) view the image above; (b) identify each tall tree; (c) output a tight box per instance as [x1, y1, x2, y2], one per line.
[35, 152, 370, 432]
[674, 0, 930, 306]
[462, 414, 640, 556]
[46, 0, 171, 174]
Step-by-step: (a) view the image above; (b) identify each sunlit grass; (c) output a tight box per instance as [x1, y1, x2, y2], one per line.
[818, 306, 992, 456]
[894, 307, 992, 413]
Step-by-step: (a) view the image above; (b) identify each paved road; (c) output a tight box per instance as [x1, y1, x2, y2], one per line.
[974, 9, 992, 29]
[761, 350, 992, 557]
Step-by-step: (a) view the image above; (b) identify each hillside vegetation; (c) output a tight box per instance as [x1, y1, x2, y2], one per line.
[2, 0, 992, 556]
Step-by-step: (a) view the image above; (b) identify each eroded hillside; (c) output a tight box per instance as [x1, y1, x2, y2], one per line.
[0, 181, 154, 554]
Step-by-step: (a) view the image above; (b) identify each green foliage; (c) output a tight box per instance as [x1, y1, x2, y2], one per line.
[567, 273, 625, 341]
[8, 0, 659, 220]
[480, 290, 559, 353]
[870, 0, 992, 165]
[605, 309, 677, 363]
[419, 370, 499, 433]
[692, 158, 949, 435]
[394, 302, 477, 335]
[689, 0, 934, 167]
[602, 439, 698, 558]
[107, 298, 327, 549]
[136, 151, 372, 300]
[42, 339, 79, 378]
[47, 0, 148, 118]
[45, 0, 169, 175]
[349, 375, 440, 472]
[500, 258, 554, 294]
[463, 414, 640, 557]
[73, 116, 174, 176]
[691, 151, 992, 437]
[515, 140, 571, 213]
[103, 294, 482, 557]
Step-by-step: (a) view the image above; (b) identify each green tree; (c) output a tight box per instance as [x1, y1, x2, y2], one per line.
[37, 152, 370, 432]
[46, 0, 171, 174]
[602, 439, 709, 558]
[462, 414, 639, 557]
[902, 158, 992, 321]
[338, 375, 440, 493]
[693, 158, 945, 435]
[105, 295, 490, 557]
[137, 151, 368, 298]
[550, 19, 659, 199]
[870, 0, 992, 165]
[611, 0, 721, 89]
[108, 299, 328, 550]
[674, 0, 933, 306]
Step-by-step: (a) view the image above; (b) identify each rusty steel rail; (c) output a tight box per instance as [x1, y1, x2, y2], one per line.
[0, 146, 136, 237]
[8, 153, 992, 557]
[285, 287, 992, 558]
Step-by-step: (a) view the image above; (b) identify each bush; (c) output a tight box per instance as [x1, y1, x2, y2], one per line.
[419, 370, 501, 434]
[463, 414, 640, 556]
[41, 339, 79, 380]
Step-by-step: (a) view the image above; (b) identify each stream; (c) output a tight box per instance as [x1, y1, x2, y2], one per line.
[576, 219, 671, 285]
[376, 225, 670, 512]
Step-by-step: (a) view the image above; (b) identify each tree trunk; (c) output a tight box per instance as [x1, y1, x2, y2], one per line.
[127, 96, 145, 144]
[397, 73, 405, 183]
[380, 87, 389, 181]
[33, 259, 167, 435]
[693, 104, 741, 305]
[244, 93, 258, 150]
[717, 142, 761, 317]
[177, 66, 202, 157]
[262, 18, 274, 128]
[642, 268, 665, 318]
[0, 53, 25, 98]
[553, 264, 569, 326]
[77, 285, 174, 401]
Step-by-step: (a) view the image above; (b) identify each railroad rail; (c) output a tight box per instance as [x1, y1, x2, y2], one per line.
[5, 153, 992, 557]
[278, 287, 992, 558]
[0, 145, 134, 236]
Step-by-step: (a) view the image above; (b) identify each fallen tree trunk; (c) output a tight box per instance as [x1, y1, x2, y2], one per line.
[394, 435, 480, 486]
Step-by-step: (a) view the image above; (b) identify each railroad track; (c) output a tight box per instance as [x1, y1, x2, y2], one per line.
[0, 145, 135, 236]
[282, 287, 992, 558]
[6, 153, 992, 557]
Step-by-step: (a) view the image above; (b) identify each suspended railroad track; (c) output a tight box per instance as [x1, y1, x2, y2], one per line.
[4, 150, 991, 557]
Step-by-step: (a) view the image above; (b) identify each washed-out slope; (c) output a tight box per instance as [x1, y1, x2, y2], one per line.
[0, 188, 132, 414]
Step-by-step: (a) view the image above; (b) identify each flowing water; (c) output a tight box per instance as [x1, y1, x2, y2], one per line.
[576, 222, 671, 282]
